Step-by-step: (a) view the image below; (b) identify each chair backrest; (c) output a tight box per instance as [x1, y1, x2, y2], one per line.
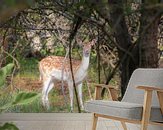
[122, 68, 163, 107]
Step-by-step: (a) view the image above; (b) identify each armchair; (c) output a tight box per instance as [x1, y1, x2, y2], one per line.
[85, 68, 163, 130]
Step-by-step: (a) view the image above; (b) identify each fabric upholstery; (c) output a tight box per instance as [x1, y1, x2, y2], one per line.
[122, 68, 163, 106]
[85, 100, 163, 122]
[85, 69, 163, 123]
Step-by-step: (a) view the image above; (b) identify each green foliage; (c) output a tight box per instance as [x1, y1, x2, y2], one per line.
[0, 123, 19, 130]
[17, 57, 39, 78]
[54, 45, 65, 56]
[4, 0, 16, 6]
[3, 0, 34, 6]
[0, 63, 14, 87]
[12, 92, 40, 106]
[124, 4, 132, 15]
[0, 92, 40, 111]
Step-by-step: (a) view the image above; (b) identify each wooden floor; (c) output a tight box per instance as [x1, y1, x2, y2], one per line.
[0, 113, 125, 130]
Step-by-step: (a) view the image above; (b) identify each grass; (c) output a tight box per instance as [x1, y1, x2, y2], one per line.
[1, 57, 120, 113]
[0, 85, 93, 113]
[17, 57, 39, 79]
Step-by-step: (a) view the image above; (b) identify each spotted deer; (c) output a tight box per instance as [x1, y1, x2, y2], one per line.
[39, 39, 95, 111]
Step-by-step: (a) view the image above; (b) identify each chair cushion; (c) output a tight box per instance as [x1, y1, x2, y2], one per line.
[85, 100, 163, 122]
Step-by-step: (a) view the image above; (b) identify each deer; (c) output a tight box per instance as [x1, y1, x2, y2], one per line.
[39, 39, 95, 111]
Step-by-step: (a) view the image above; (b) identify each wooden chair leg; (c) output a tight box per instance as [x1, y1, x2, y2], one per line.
[157, 91, 163, 114]
[92, 113, 98, 130]
[141, 90, 152, 130]
[121, 121, 127, 130]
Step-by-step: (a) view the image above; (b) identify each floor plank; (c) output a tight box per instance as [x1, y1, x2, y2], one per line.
[0, 113, 123, 130]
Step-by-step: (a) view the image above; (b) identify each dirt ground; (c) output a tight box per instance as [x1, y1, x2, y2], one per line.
[13, 77, 70, 94]
[13, 77, 42, 91]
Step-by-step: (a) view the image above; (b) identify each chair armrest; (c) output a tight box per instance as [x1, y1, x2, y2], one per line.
[88, 83, 114, 89]
[88, 83, 118, 100]
[137, 86, 163, 92]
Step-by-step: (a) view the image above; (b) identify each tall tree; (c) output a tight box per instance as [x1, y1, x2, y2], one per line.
[89, 0, 162, 96]
[111, 0, 161, 96]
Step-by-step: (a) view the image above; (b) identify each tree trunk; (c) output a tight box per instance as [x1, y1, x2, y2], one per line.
[108, 0, 161, 96]
[108, 0, 138, 96]
[138, 4, 161, 68]
[90, 0, 161, 97]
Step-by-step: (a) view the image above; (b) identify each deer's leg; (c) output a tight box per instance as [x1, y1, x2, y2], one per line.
[77, 83, 84, 110]
[45, 81, 54, 109]
[42, 77, 51, 109]
[68, 82, 74, 112]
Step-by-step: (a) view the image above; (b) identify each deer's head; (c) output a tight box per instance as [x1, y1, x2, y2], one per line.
[77, 39, 96, 57]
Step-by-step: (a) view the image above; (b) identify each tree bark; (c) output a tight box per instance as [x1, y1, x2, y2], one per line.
[90, 0, 138, 96]
[108, 0, 138, 96]
[138, 4, 161, 68]
[108, 0, 161, 96]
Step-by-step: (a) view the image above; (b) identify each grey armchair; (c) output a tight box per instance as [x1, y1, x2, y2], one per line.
[85, 68, 163, 130]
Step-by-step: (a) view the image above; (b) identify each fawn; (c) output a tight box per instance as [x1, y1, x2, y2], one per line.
[39, 39, 95, 111]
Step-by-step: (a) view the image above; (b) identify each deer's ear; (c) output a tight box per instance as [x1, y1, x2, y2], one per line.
[90, 39, 97, 46]
[76, 38, 83, 47]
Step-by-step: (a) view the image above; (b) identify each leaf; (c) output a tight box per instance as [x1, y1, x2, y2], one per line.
[5, 63, 14, 75]
[0, 92, 40, 111]
[0, 123, 19, 130]
[0, 63, 14, 87]
[12, 92, 40, 106]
